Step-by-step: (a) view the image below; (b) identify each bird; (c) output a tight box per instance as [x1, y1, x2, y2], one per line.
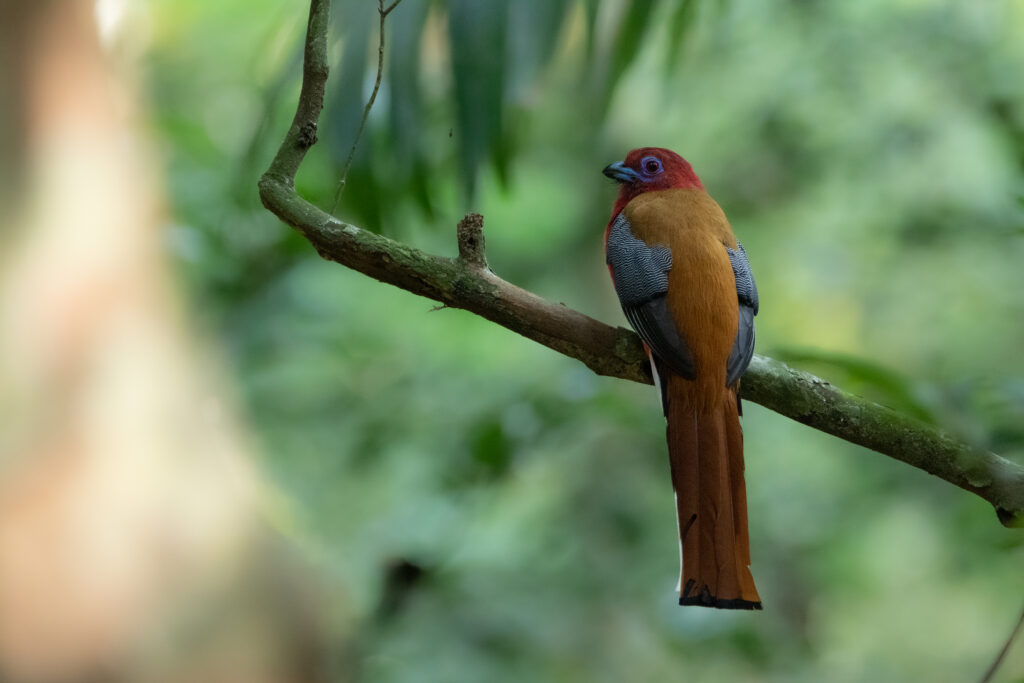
[603, 147, 762, 609]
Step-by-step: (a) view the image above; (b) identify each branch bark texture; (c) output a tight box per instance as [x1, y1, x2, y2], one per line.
[258, 0, 1024, 527]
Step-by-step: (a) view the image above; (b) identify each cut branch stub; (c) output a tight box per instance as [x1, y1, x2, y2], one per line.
[457, 212, 488, 269]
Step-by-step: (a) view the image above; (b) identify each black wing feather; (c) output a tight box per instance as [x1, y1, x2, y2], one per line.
[725, 243, 758, 388]
[625, 297, 696, 380]
[726, 304, 755, 388]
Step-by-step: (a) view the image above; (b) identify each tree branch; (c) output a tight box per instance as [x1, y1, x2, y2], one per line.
[258, 0, 1024, 527]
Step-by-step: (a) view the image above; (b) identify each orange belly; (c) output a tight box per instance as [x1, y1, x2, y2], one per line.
[622, 189, 739, 410]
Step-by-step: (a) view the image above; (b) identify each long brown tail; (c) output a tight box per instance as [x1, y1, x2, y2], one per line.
[665, 374, 762, 609]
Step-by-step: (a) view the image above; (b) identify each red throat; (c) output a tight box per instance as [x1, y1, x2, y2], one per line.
[611, 147, 705, 217]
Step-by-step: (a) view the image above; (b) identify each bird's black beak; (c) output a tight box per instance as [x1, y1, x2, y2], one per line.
[602, 161, 640, 184]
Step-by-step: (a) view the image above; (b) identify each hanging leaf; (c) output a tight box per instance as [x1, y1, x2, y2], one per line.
[582, 0, 600, 61]
[387, 0, 433, 216]
[322, 0, 386, 226]
[663, 0, 700, 72]
[596, 0, 657, 117]
[325, 0, 375, 166]
[447, 0, 508, 201]
[507, 0, 571, 102]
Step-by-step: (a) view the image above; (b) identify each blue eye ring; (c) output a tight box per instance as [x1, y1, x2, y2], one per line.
[640, 156, 663, 176]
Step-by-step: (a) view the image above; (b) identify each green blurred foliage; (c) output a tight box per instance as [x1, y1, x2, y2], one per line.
[148, 0, 1024, 680]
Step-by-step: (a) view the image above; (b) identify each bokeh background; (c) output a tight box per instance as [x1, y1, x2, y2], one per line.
[2, 0, 1023, 681]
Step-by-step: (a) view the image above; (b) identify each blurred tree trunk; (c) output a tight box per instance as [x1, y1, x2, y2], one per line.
[0, 2, 329, 680]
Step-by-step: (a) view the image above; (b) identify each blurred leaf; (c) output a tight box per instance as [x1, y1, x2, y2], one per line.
[506, 0, 571, 102]
[448, 0, 508, 200]
[987, 97, 1024, 175]
[386, 0, 429, 161]
[337, 161, 385, 230]
[775, 347, 937, 424]
[609, 0, 657, 85]
[582, 0, 600, 60]
[443, 416, 514, 488]
[325, 0, 374, 164]
[594, 0, 656, 117]
[663, 0, 700, 71]
[323, 0, 378, 222]
[387, 0, 434, 217]
[470, 419, 513, 478]
[933, 378, 1024, 455]
[499, 0, 572, 190]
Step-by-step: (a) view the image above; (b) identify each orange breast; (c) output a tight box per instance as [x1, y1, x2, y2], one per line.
[622, 189, 739, 408]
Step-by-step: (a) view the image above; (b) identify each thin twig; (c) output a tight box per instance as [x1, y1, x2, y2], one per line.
[978, 602, 1024, 683]
[331, 0, 404, 214]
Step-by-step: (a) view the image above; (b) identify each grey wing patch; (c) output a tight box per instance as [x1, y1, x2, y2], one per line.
[726, 304, 755, 388]
[725, 241, 758, 387]
[727, 242, 759, 314]
[606, 213, 672, 306]
[607, 213, 696, 380]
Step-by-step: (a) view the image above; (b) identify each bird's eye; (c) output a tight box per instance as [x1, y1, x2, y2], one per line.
[641, 156, 663, 175]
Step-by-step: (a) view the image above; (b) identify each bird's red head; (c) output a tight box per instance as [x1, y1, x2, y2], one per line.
[603, 147, 704, 216]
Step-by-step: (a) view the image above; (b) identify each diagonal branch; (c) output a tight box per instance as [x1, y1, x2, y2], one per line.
[258, 0, 1024, 527]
